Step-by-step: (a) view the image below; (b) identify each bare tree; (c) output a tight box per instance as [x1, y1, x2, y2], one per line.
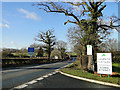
[33, 1, 120, 56]
[33, 1, 120, 32]
[33, 1, 120, 71]
[35, 29, 56, 59]
[101, 38, 118, 52]
[56, 40, 67, 59]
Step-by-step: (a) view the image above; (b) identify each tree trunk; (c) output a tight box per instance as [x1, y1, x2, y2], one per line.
[88, 55, 94, 72]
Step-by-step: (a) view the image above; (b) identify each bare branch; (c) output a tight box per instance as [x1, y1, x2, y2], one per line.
[99, 24, 120, 33]
[37, 2, 80, 25]
[65, 2, 84, 6]
[64, 20, 77, 25]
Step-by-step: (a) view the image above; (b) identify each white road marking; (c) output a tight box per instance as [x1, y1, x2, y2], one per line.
[11, 63, 71, 89]
[59, 71, 120, 88]
[14, 84, 28, 89]
[55, 69, 59, 71]
[55, 71, 58, 73]
[26, 80, 37, 84]
[43, 75, 49, 78]
[52, 72, 56, 74]
[48, 73, 53, 76]
[36, 77, 44, 80]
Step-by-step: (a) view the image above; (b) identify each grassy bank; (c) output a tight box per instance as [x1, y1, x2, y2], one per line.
[112, 63, 120, 75]
[61, 60, 120, 85]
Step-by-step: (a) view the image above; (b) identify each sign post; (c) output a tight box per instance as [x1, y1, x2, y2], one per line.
[87, 45, 92, 55]
[97, 53, 112, 76]
[28, 47, 34, 59]
[87, 45, 94, 71]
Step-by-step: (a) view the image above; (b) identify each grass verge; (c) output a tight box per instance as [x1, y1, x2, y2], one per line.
[61, 60, 120, 85]
[112, 63, 120, 75]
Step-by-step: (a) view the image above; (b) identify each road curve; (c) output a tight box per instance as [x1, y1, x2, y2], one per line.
[2, 58, 75, 89]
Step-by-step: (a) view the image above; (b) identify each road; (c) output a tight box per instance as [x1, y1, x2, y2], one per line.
[2, 57, 119, 89]
[24, 72, 118, 89]
[2, 58, 75, 89]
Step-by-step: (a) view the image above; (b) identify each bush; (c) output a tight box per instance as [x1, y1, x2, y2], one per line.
[112, 51, 120, 63]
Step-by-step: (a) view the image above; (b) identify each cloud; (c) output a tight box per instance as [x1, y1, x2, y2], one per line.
[0, 23, 10, 29]
[3, 19, 10, 24]
[18, 8, 39, 20]
[4, 24, 10, 29]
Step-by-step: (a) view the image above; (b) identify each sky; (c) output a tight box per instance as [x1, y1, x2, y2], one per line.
[1, 1, 119, 51]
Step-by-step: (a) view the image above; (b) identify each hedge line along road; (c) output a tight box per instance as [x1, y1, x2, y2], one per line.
[2, 58, 76, 89]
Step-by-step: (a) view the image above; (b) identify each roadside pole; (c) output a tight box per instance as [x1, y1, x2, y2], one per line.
[87, 45, 94, 72]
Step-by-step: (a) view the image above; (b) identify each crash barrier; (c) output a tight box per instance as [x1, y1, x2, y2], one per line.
[2, 58, 67, 68]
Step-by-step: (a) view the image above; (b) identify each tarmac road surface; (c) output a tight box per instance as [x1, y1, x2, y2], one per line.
[2, 58, 75, 89]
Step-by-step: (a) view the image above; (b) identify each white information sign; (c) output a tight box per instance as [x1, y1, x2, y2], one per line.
[55, 55, 58, 59]
[97, 53, 112, 75]
[87, 45, 92, 55]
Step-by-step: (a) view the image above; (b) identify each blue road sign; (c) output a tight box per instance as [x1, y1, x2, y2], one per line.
[28, 47, 34, 56]
[28, 47, 34, 52]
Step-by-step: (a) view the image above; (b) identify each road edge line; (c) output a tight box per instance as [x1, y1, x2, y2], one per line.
[59, 71, 120, 88]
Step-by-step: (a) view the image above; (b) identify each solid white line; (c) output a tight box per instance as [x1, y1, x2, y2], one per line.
[26, 80, 37, 84]
[59, 71, 120, 88]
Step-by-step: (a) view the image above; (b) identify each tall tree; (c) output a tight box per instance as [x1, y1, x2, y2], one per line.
[37, 47, 44, 57]
[33, 1, 120, 31]
[33, 1, 120, 70]
[100, 38, 118, 52]
[30, 43, 44, 54]
[56, 40, 67, 59]
[35, 29, 56, 59]
[67, 25, 110, 55]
